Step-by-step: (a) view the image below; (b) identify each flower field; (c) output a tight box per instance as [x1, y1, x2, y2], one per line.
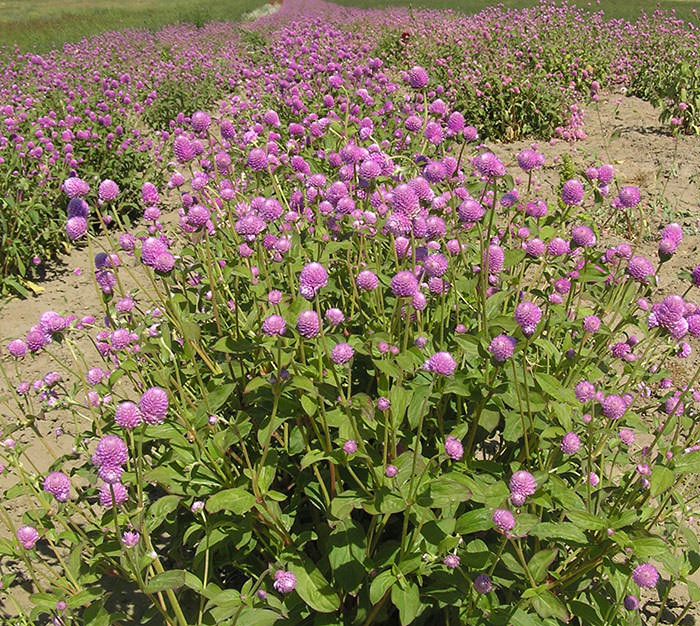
[2, 0, 700, 624]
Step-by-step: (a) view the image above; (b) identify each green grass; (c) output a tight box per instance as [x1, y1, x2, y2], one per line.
[332, 0, 699, 23]
[0, 0, 264, 52]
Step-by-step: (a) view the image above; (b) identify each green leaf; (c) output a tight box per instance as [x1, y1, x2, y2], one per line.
[147, 495, 180, 530]
[650, 466, 674, 497]
[508, 608, 542, 626]
[456, 508, 493, 534]
[66, 588, 102, 610]
[328, 519, 366, 593]
[630, 535, 667, 559]
[566, 510, 606, 531]
[287, 553, 339, 613]
[206, 488, 257, 515]
[392, 581, 421, 625]
[675, 450, 700, 474]
[370, 570, 395, 604]
[531, 590, 570, 622]
[531, 522, 587, 544]
[145, 570, 186, 594]
[529, 549, 558, 583]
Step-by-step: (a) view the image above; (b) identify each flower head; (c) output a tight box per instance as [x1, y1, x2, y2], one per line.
[424, 351, 457, 376]
[444, 436, 464, 460]
[17, 525, 40, 549]
[509, 470, 537, 506]
[489, 335, 516, 362]
[632, 563, 658, 588]
[139, 386, 168, 424]
[493, 509, 515, 532]
[331, 343, 354, 365]
[43, 471, 70, 502]
[273, 569, 297, 594]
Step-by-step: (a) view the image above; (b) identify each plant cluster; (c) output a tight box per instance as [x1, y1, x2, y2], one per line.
[2, 2, 700, 625]
[1, 1, 700, 294]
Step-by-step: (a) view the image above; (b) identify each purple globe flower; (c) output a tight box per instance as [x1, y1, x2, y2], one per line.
[424, 253, 448, 278]
[583, 316, 601, 333]
[8, 339, 27, 357]
[407, 66, 429, 89]
[17, 525, 40, 549]
[632, 563, 658, 588]
[514, 302, 541, 335]
[299, 262, 328, 300]
[561, 432, 581, 454]
[623, 595, 639, 611]
[62, 176, 90, 198]
[509, 470, 537, 506]
[493, 508, 515, 532]
[122, 531, 140, 548]
[93, 435, 128, 468]
[356, 270, 379, 291]
[489, 335, 516, 362]
[571, 225, 596, 247]
[262, 314, 286, 336]
[424, 351, 457, 376]
[66, 216, 87, 240]
[325, 308, 345, 326]
[391, 184, 420, 218]
[444, 436, 464, 460]
[296, 310, 320, 338]
[473, 152, 506, 178]
[598, 164, 614, 184]
[173, 136, 194, 162]
[43, 471, 70, 502]
[602, 394, 626, 420]
[443, 554, 460, 569]
[191, 110, 211, 132]
[517, 148, 542, 172]
[627, 256, 655, 283]
[473, 574, 492, 594]
[458, 198, 485, 222]
[331, 343, 354, 365]
[484, 244, 504, 275]
[617, 186, 641, 208]
[390, 270, 418, 297]
[139, 386, 168, 424]
[547, 237, 570, 257]
[247, 148, 268, 171]
[98, 179, 119, 201]
[691, 265, 700, 287]
[273, 569, 297, 594]
[385, 464, 398, 477]
[99, 482, 128, 507]
[343, 439, 358, 454]
[561, 179, 584, 206]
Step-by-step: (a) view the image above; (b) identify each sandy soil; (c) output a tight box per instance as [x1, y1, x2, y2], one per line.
[1, 92, 700, 622]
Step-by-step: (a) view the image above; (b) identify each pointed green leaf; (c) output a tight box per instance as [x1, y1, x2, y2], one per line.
[206, 488, 257, 515]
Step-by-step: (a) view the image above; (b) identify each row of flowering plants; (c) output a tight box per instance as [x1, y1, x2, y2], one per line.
[2, 0, 700, 293]
[3, 49, 700, 621]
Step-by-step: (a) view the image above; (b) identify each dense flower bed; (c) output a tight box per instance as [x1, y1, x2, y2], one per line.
[1, 0, 700, 294]
[2, 1, 700, 624]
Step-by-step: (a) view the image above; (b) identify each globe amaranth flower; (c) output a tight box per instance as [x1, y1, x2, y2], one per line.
[444, 436, 464, 460]
[423, 351, 457, 376]
[517, 148, 543, 172]
[122, 531, 140, 548]
[331, 343, 354, 365]
[273, 569, 297, 594]
[632, 563, 658, 588]
[385, 464, 398, 477]
[473, 574, 492, 594]
[509, 470, 537, 506]
[325, 308, 345, 326]
[488, 335, 516, 362]
[299, 262, 328, 300]
[262, 314, 286, 336]
[390, 270, 418, 297]
[115, 401, 142, 429]
[342, 440, 357, 454]
[17, 525, 40, 549]
[561, 432, 581, 454]
[514, 301, 541, 336]
[492, 508, 515, 532]
[407, 66, 429, 89]
[624, 595, 639, 611]
[93, 434, 128, 468]
[602, 394, 626, 420]
[8, 339, 27, 357]
[617, 186, 641, 208]
[627, 256, 655, 283]
[98, 179, 119, 201]
[66, 216, 87, 240]
[139, 386, 168, 424]
[99, 482, 128, 507]
[296, 310, 320, 338]
[571, 225, 596, 247]
[443, 554, 460, 569]
[583, 315, 601, 333]
[356, 270, 379, 290]
[473, 152, 506, 178]
[43, 471, 70, 502]
[561, 179, 584, 206]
